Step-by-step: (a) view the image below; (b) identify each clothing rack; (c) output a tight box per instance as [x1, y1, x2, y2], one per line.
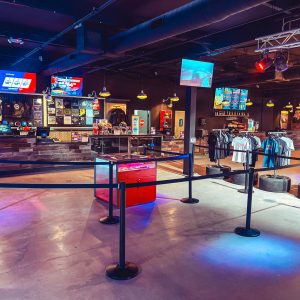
[210, 129, 230, 166]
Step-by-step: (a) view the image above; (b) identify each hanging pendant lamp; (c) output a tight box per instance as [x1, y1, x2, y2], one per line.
[296, 103, 300, 110]
[99, 74, 111, 98]
[266, 100, 274, 107]
[170, 93, 180, 102]
[286, 102, 293, 109]
[137, 90, 147, 100]
[246, 98, 253, 106]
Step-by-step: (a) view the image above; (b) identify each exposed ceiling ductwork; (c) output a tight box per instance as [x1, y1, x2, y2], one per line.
[43, 0, 269, 75]
[108, 0, 269, 54]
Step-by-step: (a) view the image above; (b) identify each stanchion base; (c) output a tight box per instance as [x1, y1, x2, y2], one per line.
[234, 227, 260, 237]
[106, 262, 139, 280]
[180, 197, 199, 204]
[238, 189, 254, 194]
[99, 216, 120, 225]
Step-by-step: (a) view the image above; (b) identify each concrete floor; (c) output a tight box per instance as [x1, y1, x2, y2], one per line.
[1, 165, 300, 300]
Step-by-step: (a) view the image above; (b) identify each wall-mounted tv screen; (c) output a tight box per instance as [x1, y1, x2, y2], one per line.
[214, 87, 248, 110]
[180, 59, 214, 88]
[0, 70, 36, 93]
[51, 76, 83, 96]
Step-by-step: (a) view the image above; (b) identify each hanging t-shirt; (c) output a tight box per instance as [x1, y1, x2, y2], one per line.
[232, 137, 248, 163]
[280, 137, 294, 166]
[261, 138, 279, 168]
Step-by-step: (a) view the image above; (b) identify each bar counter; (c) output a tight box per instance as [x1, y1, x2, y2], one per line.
[0, 136, 92, 175]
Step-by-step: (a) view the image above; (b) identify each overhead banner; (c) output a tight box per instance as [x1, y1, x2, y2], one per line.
[51, 76, 83, 96]
[0, 70, 36, 93]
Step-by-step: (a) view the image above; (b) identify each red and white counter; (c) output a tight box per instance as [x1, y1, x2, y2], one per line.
[94, 154, 157, 207]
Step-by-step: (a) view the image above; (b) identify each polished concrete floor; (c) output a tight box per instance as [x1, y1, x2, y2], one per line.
[1, 164, 300, 299]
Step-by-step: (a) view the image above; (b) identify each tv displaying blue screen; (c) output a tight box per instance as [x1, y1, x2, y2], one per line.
[180, 59, 214, 88]
[214, 87, 248, 110]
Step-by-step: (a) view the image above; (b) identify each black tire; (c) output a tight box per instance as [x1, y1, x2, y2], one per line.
[206, 165, 231, 179]
[259, 175, 291, 193]
[232, 172, 258, 186]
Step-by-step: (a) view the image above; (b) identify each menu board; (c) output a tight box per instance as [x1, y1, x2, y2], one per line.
[214, 88, 248, 110]
[47, 98, 94, 126]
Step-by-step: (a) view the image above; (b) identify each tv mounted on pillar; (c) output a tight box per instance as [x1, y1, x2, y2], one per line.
[180, 59, 214, 88]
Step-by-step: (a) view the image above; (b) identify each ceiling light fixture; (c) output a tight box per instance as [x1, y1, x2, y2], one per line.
[99, 73, 111, 98]
[7, 37, 24, 45]
[274, 51, 289, 72]
[266, 100, 274, 107]
[137, 90, 147, 100]
[137, 75, 147, 100]
[255, 51, 273, 73]
[286, 102, 293, 109]
[296, 103, 300, 110]
[170, 93, 179, 102]
[246, 99, 253, 106]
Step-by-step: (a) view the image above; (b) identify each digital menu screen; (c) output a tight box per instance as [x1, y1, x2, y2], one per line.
[180, 59, 214, 88]
[51, 76, 83, 96]
[0, 70, 36, 93]
[214, 87, 248, 110]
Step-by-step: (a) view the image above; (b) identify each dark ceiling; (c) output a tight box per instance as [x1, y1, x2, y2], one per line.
[1, 0, 300, 91]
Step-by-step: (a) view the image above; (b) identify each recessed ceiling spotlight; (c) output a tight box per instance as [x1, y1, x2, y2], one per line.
[7, 37, 24, 45]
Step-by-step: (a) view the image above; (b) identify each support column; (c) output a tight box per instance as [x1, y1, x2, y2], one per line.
[183, 86, 197, 175]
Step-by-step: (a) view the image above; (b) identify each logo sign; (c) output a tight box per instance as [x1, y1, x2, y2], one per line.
[140, 119, 145, 127]
[51, 76, 83, 96]
[0, 70, 36, 93]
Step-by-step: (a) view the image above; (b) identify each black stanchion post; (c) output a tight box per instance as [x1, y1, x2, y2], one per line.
[181, 144, 199, 204]
[100, 161, 120, 225]
[238, 150, 254, 194]
[235, 167, 260, 237]
[106, 182, 140, 280]
[143, 145, 147, 156]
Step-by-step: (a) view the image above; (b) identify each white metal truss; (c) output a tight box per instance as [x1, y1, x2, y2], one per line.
[255, 28, 300, 53]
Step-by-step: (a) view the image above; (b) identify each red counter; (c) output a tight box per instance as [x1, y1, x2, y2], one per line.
[95, 154, 157, 207]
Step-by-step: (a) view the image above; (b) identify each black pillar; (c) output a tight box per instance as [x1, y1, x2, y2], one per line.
[183, 86, 197, 175]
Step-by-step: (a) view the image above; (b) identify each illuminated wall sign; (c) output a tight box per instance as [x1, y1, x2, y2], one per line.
[51, 76, 83, 96]
[0, 70, 36, 93]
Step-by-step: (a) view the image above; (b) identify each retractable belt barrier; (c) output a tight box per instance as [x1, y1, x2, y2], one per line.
[1, 145, 300, 281]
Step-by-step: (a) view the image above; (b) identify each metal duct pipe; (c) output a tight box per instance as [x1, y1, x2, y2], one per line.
[108, 0, 268, 54]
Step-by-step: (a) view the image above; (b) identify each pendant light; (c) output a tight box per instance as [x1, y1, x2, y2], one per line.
[137, 76, 147, 100]
[137, 90, 147, 100]
[281, 109, 289, 114]
[266, 100, 274, 107]
[286, 102, 293, 109]
[170, 93, 180, 102]
[99, 73, 111, 98]
[296, 103, 300, 110]
[246, 98, 253, 106]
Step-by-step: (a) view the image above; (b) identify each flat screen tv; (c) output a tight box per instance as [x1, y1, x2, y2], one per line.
[0, 70, 36, 93]
[51, 76, 83, 96]
[214, 87, 248, 110]
[180, 59, 214, 88]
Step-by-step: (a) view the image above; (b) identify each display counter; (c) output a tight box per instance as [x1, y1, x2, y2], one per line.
[0, 136, 92, 175]
[90, 134, 162, 155]
[95, 154, 157, 207]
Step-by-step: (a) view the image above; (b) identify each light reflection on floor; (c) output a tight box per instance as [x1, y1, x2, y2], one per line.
[201, 233, 300, 274]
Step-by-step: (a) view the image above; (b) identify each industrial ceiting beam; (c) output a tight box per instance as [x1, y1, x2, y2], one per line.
[43, 0, 269, 74]
[11, 0, 118, 68]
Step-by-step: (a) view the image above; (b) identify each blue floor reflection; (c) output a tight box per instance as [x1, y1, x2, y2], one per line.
[201, 234, 300, 274]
